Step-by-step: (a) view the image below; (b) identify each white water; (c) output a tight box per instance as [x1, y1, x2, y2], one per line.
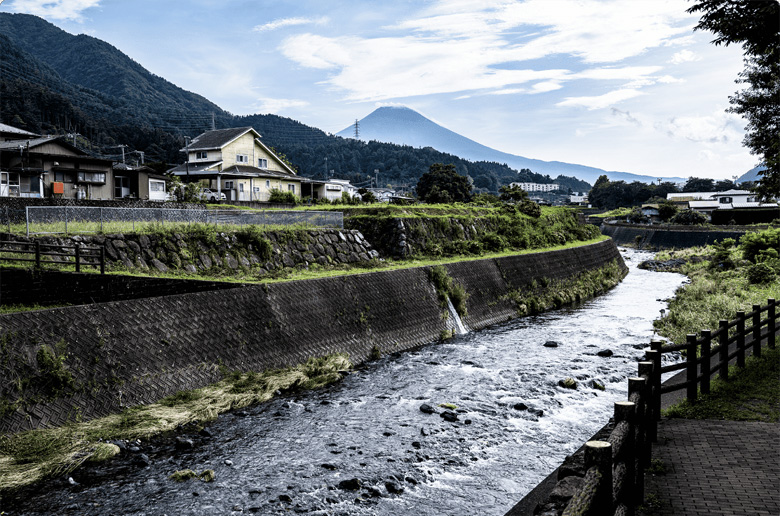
[446, 296, 469, 335]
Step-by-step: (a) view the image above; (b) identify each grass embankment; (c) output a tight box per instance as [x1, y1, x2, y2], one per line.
[0, 354, 350, 493]
[653, 228, 780, 420]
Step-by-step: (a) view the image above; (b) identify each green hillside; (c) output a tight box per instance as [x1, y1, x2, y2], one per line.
[0, 13, 555, 192]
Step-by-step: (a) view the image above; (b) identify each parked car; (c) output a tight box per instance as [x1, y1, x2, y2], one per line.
[200, 188, 226, 202]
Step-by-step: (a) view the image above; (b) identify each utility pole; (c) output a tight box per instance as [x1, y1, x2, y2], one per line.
[116, 144, 127, 164]
[354, 119, 360, 139]
[185, 136, 191, 177]
[211, 112, 216, 131]
[324, 157, 328, 179]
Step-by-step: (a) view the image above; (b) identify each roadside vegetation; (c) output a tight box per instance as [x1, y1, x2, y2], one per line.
[653, 227, 780, 420]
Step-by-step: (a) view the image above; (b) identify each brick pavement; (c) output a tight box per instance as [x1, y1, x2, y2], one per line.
[641, 418, 780, 516]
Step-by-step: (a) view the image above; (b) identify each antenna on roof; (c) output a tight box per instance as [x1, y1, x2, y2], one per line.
[354, 119, 359, 139]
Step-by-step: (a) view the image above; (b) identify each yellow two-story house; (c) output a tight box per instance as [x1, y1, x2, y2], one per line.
[168, 127, 303, 202]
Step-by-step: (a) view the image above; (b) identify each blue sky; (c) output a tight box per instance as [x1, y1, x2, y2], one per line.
[1, 0, 755, 180]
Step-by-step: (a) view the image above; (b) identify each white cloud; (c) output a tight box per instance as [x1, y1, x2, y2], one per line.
[250, 97, 309, 113]
[660, 110, 744, 144]
[8, 0, 100, 21]
[670, 49, 700, 64]
[279, 0, 697, 102]
[253, 16, 328, 33]
[529, 81, 562, 94]
[557, 89, 646, 110]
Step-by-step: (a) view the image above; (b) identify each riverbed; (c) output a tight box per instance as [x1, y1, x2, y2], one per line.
[4, 248, 686, 515]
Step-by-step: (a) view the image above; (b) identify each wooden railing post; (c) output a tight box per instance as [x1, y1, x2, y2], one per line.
[615, 401, 636, 514]
[753, 304, 762, 358]
[638, 360, 657, 443]
[628, 377, 646, 503]
[769, 299, 776, 350]
[34, 240, 41, 269]
[736, 311, 746, 368]
[700, 330, 711, 395]
[718, 320, 729, 380]
[586, 441, 613, 514]
[100, 245, 105, 275]
[646, 346, 662, 422]
[75, 245, 81, 273]
[686, 334, 698, 402]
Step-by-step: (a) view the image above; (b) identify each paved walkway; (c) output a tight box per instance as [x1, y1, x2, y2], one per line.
[640, 334, 780, 516]
[641, 418, 780, 515]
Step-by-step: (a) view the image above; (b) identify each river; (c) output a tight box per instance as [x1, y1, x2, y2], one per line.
[5, 248, 686, 516]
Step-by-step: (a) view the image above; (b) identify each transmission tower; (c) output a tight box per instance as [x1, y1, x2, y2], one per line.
[354, 119, 360, 139]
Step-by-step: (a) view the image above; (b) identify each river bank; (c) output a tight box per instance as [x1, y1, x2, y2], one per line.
[0, 248, 686, 515]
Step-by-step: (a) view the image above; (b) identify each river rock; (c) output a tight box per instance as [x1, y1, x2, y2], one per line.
[543, 341, 560, 348]
[419, 403, 437, 414]
[278, 494, 292, 503]
[385, 481, 404, 494]
[597, 349, 614, 357]
[440, 410, 459, 422]
[549, 475, 586, 503]
[175, 437, 194, 450]
[513, 402, 528, 411]
[338, 478, 362, 491]
[321, 463, 338, 470]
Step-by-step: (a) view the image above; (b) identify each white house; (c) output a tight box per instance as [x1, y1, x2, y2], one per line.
[511, 182, 560, 192]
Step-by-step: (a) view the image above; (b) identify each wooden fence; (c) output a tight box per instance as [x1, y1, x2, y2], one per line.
[562, 356, 658, 516]
[560, 298, 777, 515]
[0, 240, 105, 274]
[649, 298, 777, 408]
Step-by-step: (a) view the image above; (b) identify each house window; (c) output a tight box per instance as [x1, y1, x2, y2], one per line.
[236, 154, 248, 163]
[54, 170, 73, 183]
[196, 151, 208, 160]
[719, 197, 732, 204]
[288, 184, 295, 194]
[747, 197, 755, 202]
[239, 183, 244, 192]
[266, 180, 270, 188]
[77, 171, 106, 184]
[150, 180, 165, 192]
[258, 158, 268, 169]
[224, 180, 234, 190]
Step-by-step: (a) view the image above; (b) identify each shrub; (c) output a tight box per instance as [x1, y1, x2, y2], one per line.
[235, 226, 273, 261]
[518, 200, 542, 218]
[268, 189, 299, 204]
[627, 207, 650, 224]
[658, 201, 679, 221]
[747, 262, 776, 284]
[480, 232, 507, 252]
[671, 209, 707, 225]
[740, 227, 780, 263]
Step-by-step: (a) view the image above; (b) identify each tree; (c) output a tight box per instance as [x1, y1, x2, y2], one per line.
[498, 184, 529, 202]
[416, 163, 472, 203]
[683, 177, 716, 192]
[658, 200, 679, 221]
[688, 0, 780, 199]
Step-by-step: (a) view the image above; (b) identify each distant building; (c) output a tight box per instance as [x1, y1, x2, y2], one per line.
[511, 182, 560, 192]
[302, 178, 360, 202]
[569, 192, 589, 205]
[168, 127, 302, 202]
[668, 189, 777, 220]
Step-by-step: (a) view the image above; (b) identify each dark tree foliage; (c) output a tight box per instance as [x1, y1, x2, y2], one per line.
[670, 208, 708, 225]
[683, 177, 716, 192]
[498, 184, 529, 202]
[416, 163, 472, 203]
[688, 0, 780, 199]
[588, 175, 681, 210]
[658, 200, 679, 221]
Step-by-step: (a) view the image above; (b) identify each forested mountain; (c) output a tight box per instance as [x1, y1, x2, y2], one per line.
[0, 12, 572, 192]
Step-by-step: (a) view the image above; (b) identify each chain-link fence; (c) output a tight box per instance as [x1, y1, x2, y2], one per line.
[23, 206, 343, 236]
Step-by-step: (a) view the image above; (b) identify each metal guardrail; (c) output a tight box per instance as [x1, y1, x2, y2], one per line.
[23, 206, 343, 236]
[0, 240, 105, 274]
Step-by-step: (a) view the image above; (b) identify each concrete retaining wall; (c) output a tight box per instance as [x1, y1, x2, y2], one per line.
[601, 222, 748, 249]
[0, 239, 624, 434]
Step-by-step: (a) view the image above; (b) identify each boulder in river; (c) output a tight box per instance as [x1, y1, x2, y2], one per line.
[338, 478, 362, 491]
[543, 341, 560, 348]
[419, 403, 437, 414]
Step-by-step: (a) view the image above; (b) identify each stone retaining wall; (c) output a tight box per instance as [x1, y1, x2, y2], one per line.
[0, 198, 204, 223]
[601, 222, 748, 249]
[0, 239, 624, 434]
[0, 228, 378, 277]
